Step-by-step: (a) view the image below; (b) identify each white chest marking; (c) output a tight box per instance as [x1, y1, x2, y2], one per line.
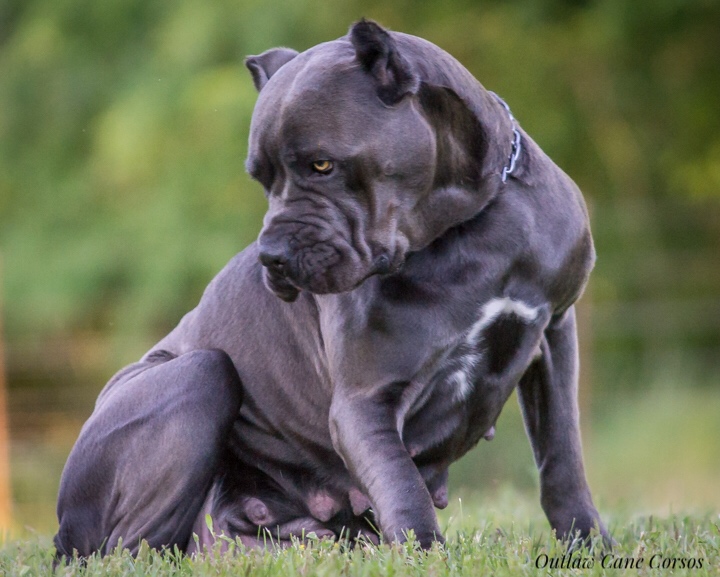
[466, 297, 539, 345]
[450, 297, 539, 401]
[449, 353, 481, 401]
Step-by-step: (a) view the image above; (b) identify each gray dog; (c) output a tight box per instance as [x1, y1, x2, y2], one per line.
[54, 20, 609, 557]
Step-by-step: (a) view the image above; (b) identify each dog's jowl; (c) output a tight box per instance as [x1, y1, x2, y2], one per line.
[55, 19, 609, 557]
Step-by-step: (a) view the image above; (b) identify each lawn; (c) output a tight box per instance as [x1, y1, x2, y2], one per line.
[2, 492, 718, 576]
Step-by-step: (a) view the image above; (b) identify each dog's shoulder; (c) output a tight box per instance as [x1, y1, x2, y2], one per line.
[149, 243, 312, 356]
[499, 132, 595, 310]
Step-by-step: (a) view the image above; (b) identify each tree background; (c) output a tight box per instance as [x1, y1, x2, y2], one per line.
[1, 0, 719, 533]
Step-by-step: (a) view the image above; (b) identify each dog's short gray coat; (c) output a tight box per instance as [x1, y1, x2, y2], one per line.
[54, 20, 609, 556]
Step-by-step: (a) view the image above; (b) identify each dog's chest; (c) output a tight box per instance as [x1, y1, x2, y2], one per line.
[397, 297, 541, 456]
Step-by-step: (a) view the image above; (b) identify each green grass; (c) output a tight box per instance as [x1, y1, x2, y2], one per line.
[2, 494, 718, 576]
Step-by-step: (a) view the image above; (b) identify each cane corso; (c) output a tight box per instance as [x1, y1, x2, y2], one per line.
[55, 19, 609, 557]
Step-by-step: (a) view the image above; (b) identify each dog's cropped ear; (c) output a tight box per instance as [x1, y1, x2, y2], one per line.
[418, 82, 488, 189]
[349, 19, 419, 105]
[245, 48, 299, 92]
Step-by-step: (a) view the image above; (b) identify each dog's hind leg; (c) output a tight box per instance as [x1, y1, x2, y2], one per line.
[517, 306, 610, 545]
[54, 349, 242, 559]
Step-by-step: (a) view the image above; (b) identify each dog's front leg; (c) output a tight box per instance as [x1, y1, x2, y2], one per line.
[329, 385, 442, 548]
[517, 306, 611, 545]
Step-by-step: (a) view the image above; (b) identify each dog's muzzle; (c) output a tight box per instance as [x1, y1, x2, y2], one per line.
[258, 243, 395, 302]
[258, 247, 301, 302]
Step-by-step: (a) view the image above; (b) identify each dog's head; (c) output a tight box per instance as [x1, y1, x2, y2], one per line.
[245, 20, 491, 301]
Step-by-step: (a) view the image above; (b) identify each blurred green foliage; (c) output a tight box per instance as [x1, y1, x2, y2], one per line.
[1, 0, 719, 385]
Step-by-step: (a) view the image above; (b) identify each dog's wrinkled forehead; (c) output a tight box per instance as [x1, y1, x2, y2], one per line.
[247, 40, 416, 166]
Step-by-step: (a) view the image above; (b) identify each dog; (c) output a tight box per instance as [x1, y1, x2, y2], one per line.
[54, 19, 609, 557]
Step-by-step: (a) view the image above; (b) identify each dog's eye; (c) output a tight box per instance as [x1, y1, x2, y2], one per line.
[311, 160, 333, 174]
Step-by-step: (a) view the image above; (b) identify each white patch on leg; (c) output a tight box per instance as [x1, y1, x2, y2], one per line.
[449, 353, 481, 401]
[466, 297, 539, 345]
[449, 369, 470, 401]
[447, 298, 539, 401]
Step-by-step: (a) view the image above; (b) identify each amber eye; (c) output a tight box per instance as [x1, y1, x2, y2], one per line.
[311, 160, 333, 174]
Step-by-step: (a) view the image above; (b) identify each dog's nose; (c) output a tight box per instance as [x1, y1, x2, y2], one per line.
[258, 249, 288, 273]
[372, 254, 391, 275]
